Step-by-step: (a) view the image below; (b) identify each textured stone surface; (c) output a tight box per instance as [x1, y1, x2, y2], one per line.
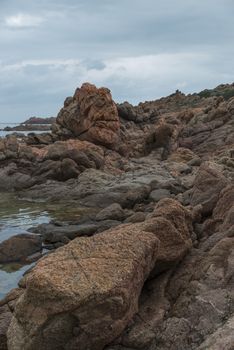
[96, 203, 126, 221]
[190, 162, 229, 215]
[149, 188, 171, 202]
[0, 305, 11, 350]
[7, 227, 159, 350]
[7, 199, 193, 350]
[55, 83, 120, 148]
[1, 82, 234, 350]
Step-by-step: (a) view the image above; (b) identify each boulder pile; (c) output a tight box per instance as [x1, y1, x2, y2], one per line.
[0, 82, 233, 350]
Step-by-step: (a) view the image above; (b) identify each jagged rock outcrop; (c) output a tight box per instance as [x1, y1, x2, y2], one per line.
[54, 83, 120, 148]
[1, 82, 234, 350]
[7, 199, 193, 350]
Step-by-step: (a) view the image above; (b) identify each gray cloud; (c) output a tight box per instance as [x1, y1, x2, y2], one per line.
[0, 0, 233, 122]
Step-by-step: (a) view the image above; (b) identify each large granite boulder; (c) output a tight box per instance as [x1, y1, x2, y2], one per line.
[8, 227, 159, 350]
[7, 199, 193, 350]
[54, 83, 120, 148]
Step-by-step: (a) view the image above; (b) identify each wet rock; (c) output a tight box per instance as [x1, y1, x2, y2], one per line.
[0, 234, 42, 263]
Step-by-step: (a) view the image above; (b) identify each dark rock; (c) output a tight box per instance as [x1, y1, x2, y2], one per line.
[187, 157, 202, 167]
[96, 203, 126, 221]
[0, 305, 12, 350]
[0, 234, 42, 263]
[124, 212, 146, 223]
[149, 189, 171, 202]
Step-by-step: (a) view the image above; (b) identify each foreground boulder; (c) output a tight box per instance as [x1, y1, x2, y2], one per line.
[7, 199, 193, 350]
[54, 83, 120, 148]
[8, 228, 158, 350]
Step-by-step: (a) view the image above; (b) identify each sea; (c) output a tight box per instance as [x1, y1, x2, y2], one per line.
[0, 122, 51, 298]
[0, 123, 48, 137]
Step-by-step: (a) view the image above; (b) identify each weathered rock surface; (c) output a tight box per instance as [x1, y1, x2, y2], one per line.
[7, 199, 193, 350]
[0, 305, 11, 350]
[105, 185, 234, 350]
[54, 83, 120, 148]
[149, 188, 171, 202]
[8, 227, 159, 350]
[96, 203, 126, 221]
[1, 82, 234, 350]
[190, 161, 229, 215]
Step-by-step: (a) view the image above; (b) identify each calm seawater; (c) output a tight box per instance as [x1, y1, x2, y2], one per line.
[0, 123, 49, 137]
[0, 193, 50, 299]
[0, 192, 95, 299]
[0, 124, 52, 298]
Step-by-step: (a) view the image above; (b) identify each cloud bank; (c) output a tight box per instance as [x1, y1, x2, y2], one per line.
[0, 0, 233, 122]
[4, 13, 44, 29]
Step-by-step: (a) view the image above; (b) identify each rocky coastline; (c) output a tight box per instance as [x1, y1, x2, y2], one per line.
[0, 117, 56, 133]
[0, 82, 233, 350]
[1, 125, 51, 133]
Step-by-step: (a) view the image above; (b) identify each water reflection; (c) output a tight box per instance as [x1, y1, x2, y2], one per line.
[0, 192, 95, 299]
[0, 263, 32, 299]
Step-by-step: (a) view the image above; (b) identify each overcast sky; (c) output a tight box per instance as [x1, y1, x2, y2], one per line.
[0, 0, 234, 123]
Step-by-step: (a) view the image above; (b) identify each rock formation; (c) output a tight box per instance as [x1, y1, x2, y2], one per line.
[0, 82, 233, 350]
[54, 83, 120, 148]
[7, 199, 193, 350]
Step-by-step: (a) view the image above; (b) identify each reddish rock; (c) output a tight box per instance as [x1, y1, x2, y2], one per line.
[55, 83, 120, 148]
[7, 199, 193, 350]
[8, 227, 159, 350]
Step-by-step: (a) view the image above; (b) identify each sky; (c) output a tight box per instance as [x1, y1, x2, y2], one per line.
[0, 0, 234, 123]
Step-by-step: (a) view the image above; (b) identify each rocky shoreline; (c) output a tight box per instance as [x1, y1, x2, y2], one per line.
[1, 125, 51, 133]
[0, 82, 233, 350]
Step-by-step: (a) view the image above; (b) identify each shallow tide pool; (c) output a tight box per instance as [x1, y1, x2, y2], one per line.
[0, 193, 50, 299]
[0, 193, 92, 299]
